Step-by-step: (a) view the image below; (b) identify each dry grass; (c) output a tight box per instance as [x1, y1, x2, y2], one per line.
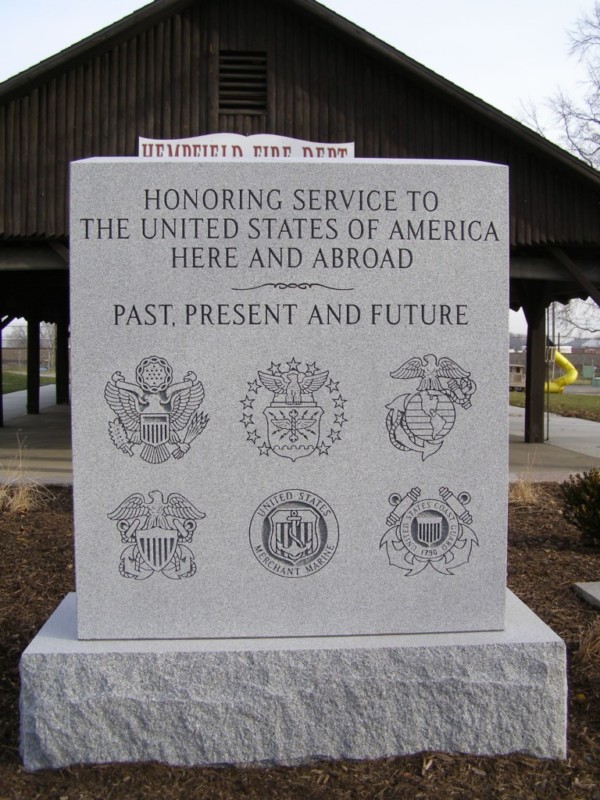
[509, 476, 550, 507]
[0, 480, 53, 513]
[0, 437, 53, 513]
[575, 619, 600, 673]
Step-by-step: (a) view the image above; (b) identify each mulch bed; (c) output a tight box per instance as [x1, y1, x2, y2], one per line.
[1, 484, 599, 799]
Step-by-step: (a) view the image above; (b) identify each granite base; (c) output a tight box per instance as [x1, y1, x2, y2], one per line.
[20, 592, 566, 771]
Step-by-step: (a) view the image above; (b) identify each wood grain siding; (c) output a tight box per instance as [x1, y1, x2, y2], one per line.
[0, 0, 598, 246]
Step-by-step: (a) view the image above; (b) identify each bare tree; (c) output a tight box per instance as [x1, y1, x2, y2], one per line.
[533, 6, 600, 334]
[555, 298, 600, 337]
[552, 2, 600, 166]
[40, 322, 57, 371]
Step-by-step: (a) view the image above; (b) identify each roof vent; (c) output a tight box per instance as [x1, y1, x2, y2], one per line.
[219, 51, 267, 114]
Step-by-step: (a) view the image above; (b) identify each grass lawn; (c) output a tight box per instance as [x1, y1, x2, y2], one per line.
[509, 389, 600, 423]
[2, 371, 55, 394]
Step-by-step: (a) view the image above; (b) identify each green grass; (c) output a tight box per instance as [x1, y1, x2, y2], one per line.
[510, 390, 600, 423]
[2, 371, 55, 394]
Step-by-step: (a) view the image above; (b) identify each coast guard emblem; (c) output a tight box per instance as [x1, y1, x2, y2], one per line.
[386, 354, 476, 460]
[108, 490, 204, 579]
[240, 359, 347, 460]
[249, 489, 339, 577]
[104, 356, 208, 463]
[380, 487, 478, 576]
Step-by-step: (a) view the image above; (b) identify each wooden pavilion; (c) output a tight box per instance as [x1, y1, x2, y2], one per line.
[1, 0, 599, 440]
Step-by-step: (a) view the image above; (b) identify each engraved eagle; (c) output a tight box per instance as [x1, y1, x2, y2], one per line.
[390, 355, 470, 392]
[104, 365, 206, 464]
[257, 369, 329, 404]
[108, 490, 205, 532]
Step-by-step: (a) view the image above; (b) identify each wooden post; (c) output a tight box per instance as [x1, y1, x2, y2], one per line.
[522, 295, 546, 443]
[55, 316, 70, 404]
[0, 315, 16, 427]
[0, 324, 3, 427]
[27, 317, 40, 415]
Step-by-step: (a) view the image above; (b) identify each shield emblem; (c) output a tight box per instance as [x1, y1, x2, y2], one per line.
[268, 507, 319, 563]
[264, 405, 323, 461]
[412, 511, 446, 548]
[136, 527, 178, 572]
[140, 412, 170, 447]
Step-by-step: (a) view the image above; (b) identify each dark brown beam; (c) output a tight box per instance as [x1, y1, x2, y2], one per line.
[547, 246, 600, 308]
[26, 317, 40, 415]
[48, 240, 70, 264]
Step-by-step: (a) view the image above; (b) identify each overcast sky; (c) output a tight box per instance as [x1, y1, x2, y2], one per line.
[2, 0, 595, 333]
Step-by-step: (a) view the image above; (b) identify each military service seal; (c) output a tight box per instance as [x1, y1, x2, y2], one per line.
[249, 489, 339, 577]
[240, 358, 347, 460]
[386, 354, 476, 460]
[105, 356, 209, 464]
[380, 486, 478, 575]
[108, 490, 205, 580]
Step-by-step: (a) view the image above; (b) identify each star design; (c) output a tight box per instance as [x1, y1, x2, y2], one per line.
[327, 379, 339, 392]
[305, 362, 318, 375]
[258, 443, 270, 456]
[334, 396, 347, 409]
[241, 396, 254, 409]
[269, 362, 282, 376]
[247, 379, 261, 393]
[247, 430, 259, 443]
[328, 429, 341, 443]
[287, 357, 301, 370]
[241, 412, 254, 428]
[318, 442, 331, 455]
[334, 413, 347, 425]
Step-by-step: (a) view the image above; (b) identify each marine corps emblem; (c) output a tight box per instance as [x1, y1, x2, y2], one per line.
[104, 356, 209, 464]
[386, 354, 476, 460]
[249, 489, 339, 577]
[240, 358, 347, 460]
[380, 487, 478, 576]
[108, 489, 205, 580]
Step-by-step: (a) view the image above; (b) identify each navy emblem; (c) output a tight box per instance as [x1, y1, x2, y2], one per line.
[241, 359, 347, 460]
[105, 356, 209, 463]
[380, 487, 478, 575]
[108, 490, 205, 579]
[386, 354, 476, 460]
[249, 489, 339, 577]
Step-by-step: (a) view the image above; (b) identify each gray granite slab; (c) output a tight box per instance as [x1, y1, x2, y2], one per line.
[19, 591, 566, 770]
[70, 159, 509, 639]
[574, 581, 600, 609]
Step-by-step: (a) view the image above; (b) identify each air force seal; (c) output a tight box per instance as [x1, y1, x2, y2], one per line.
[249, 489, 339, 577]
[240, 359, 347, 460]
[380, 487, 478, 576]
[105, 356, 209, 464]
[108, 490, 205, 580]
[386, 354, 476, 460]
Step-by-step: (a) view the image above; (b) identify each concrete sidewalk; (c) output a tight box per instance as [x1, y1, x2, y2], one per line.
[1, 389, 600, 485]
[0, 387, 72, 485]
[509, 405, 600, 482]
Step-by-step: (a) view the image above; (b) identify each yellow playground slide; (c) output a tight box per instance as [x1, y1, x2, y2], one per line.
[545, 349, 578, 393]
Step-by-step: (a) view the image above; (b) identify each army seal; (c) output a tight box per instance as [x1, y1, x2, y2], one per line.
[249, 489, 339, 577]
[104, 356, 209, 464]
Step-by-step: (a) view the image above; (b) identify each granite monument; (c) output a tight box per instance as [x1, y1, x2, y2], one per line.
[19, 158, 567, 768]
